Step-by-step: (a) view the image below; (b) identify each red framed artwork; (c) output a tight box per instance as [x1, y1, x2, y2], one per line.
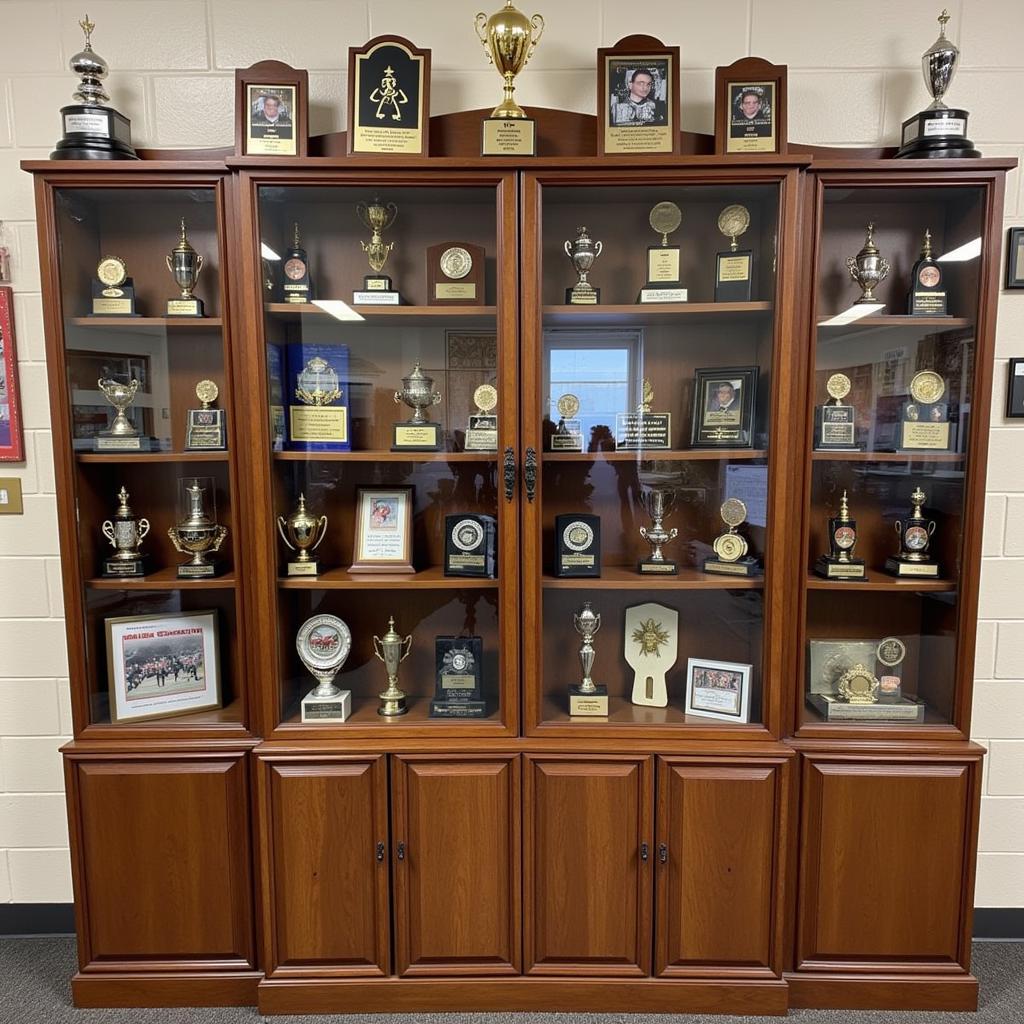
[0, 287, 25, 461]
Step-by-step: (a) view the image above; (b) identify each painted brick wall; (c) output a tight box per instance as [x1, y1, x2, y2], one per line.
[0, 0, 1021, 907]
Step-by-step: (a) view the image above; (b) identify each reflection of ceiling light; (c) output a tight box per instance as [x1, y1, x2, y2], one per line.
[937, 237, 982, 262]
[312, 299, 365, 322]
[820, 303, 885, 326]
[261, 243, 281, 260]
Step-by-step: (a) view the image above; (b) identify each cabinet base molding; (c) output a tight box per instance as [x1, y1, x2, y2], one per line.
[785, 972, 978, 1011]
[258, 977, 789, 1015]
[71, 971, 262, 1008]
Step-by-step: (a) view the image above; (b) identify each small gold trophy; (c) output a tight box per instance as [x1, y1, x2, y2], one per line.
[550, 393, 583, 451]
[900, 369, 950, 451]
[639, 202, 686, 303]
[91, 255, 137, 315]
[475, 1, 545, 155]
[165, 218, 205, 316]
[95, 377, 152, 451]
[568, 602, 608, 716]
[715, 204, 753, 302]
[814, 372, 859, 451]
[373, 616, 413, 717]
[847, 222, 891, 306]
[704, 498, 761, 577]
[185, 380, 226, 451]
[277, 493, 328, 576]
[564, 226, 603, 304]
[465, 383, 499, 451]
[354, 198, 400, 303]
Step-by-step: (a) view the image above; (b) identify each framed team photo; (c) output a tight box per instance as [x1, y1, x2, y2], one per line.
[106, 610, 221, 724]
[0, 287, 25, 462]
[349, 486, 414, 573]
[685, 657, 752, 723]
[715, 56, 788, 155]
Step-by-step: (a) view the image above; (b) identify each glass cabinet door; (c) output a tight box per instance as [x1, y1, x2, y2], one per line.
[49, 182, 245, 733]
[800, 178, 992, 732]
[522, 173, 797, 735]
[249, 176, 518, 734]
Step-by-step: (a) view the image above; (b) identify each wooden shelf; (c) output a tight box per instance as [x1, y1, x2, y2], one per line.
[278, 566, 498, 590]
[272, 450, 496, 463]
[811, 450, 965, 463]
[76, 450, 229, 464]
[817, 315, 971, 328]
[805, 573, 956, 592]
[545, 448, 767, 462]
[83, 698, 248, 734]
[543, 301, 772, 326]
[86, 566, 237, 590]
[265, 302, 496, 322]
[70, 316, 223, 329]
[543, 566, 764, 590]
[280, 694, 503, 729]
[540, 695, 763, 729]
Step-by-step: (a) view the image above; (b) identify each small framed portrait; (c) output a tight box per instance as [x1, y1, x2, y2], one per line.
[1006, 227, 1024, 289]
[0, 287, 25, 462]
[349, 486, 414, 573]
[106, 610, 221, 724]
[597, 35, 680, 156]
[691, 366, 759, 449]
[685, 657, 752, 723]
[715, 57, 788, 155]
[348, 35, 431, 157]
[234, 60, 308, 158]
[1006, 359, 1024, 418]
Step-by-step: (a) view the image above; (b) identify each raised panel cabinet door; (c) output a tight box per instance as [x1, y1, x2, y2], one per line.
[72, 755, 253, 968]
[263, 757, 389, 976]
[798, 758, 975, 968]
[392, 755, 521, 976]
[525, 756, 653, 976]
[655, 761, 779, 975]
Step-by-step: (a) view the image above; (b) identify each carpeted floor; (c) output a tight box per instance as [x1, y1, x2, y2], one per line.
[0, 937, 1021, 1024]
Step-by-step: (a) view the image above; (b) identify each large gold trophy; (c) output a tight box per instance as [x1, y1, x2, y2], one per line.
[474, 2, 545, 155]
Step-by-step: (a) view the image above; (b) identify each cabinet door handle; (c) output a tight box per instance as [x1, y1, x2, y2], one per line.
[375, 841, 385, 862]
[503, 447, 516, 501]
[658, 843, 668, 864]
[524, 447, 537, 503]
[397, 841, 406, 862]
[640, 842, 649, 863]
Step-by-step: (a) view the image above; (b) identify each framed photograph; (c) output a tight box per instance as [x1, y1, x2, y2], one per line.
[0, 287, 25, 462]
[348, 35, 430, 157]
[235, 60, 308, 157]
[685, 657, 752, 723]
[349, 486, 414, 573]
[597, 35, 680, 156]
[715, 56, 788, 156]
[1007, 358, 1024, 418]
[1006, 227, 1024, 289]
[690, 365, 759, 449]
[106, 610, 221, 724]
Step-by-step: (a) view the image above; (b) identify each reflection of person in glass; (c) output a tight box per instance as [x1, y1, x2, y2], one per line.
[706, 381, 742, 424]
[610, 68, 666, 126]
[252, 94, 291, 127]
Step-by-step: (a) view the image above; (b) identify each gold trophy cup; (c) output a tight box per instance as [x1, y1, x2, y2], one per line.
[373, 616, 413, 717]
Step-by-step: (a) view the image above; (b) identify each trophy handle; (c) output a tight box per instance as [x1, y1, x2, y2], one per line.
[431, 391, 442, 406]
[895, 521, 903, 538]
[211, 525, 228, 553]
[167, 527, 184, 554]
[101, 520, 116, 548]
[564, 239, 573, 259]
[401, 635, 413, 662]
[594, 240, 603, 257]
[383, 203, 398, 231]
[194, 253, 204, 281]
[474, 12, 491, 56]
[356, 202, 369, 230]
[312, 516, 328, 551]
[276, 516, 295, 551]
[879, 257, 891, 278]
[846, 255, 859, 279]
[526, 14, 545, 62]
[164, 254, 174, 275]
[639, 526, 649, 541]
[927, 520, 937, 536]
[137, 518, 150, 541]
[372, 635, 384, 662]
[393, 390, 403, 405]
[668, 528, 679, 541]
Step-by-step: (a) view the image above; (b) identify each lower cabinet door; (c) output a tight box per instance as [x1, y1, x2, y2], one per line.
[655, 759, 780, 975]
[68, 752, 254, 970]
[392, 755, 521, 976]
[259, 756, 390, 976]
[797, 754, 978, 970]
[525, 755, 653, 976]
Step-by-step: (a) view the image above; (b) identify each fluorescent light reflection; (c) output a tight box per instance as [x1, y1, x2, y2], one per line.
[261, 243, 281, 260]
[937, 237, 982, 262]
[820, 303, 885, 327]
[312, 299, 365, 322]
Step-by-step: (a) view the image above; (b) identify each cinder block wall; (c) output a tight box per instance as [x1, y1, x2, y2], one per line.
[0, 0, 1021, 908]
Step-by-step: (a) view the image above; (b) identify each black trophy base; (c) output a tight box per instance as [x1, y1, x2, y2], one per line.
[51, 105, 138, 160]
[715, 249, 753, 302]
[430, 700, 487, 719]
[815, 406, 859, 451]
[704, 556, 762, 578]
[568, 684, 609, 717]
[884, 556, 940, 578]
[167, 297, 205, 317]
[93, 434, 155, 453]
[896, 109, 981, 159]
[639, 559, 678, 575]
[101, 554, 152, 579]
[392, 422, 443, 452]
[283, 289, 311, 304]
[354, 275, 401, 305]
[177, 559, 226, 580]
[814, 556, 867, 581]
[550, 432, 584, 452]
[566, 287, 600, 305]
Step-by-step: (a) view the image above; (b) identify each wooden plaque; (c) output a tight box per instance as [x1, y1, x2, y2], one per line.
[426, 242, 485, 305]
[715, 56, 788, 156]
[235, 60, 309, 158]
[0, 286, 25, 462]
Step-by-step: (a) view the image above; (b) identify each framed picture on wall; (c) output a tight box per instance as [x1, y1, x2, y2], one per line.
[1006, 227, 1024, 289]
[0, 286, 25, 462]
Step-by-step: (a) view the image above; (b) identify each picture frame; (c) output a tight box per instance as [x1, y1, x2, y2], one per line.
[690, 365, 759, 449]
[235, 60, 309, 158]
[349, 486, 415, 573]
[1006, 358, 1024, 418]
[106, 610, 221, 724]
[715, 56, 788, 156]
[0, 287, 25, 462]
[1006, 227, 1024, 289]
[596, 34, 680, 157]
[685, 657, 752, 723]
[348, 35, 431, 157]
